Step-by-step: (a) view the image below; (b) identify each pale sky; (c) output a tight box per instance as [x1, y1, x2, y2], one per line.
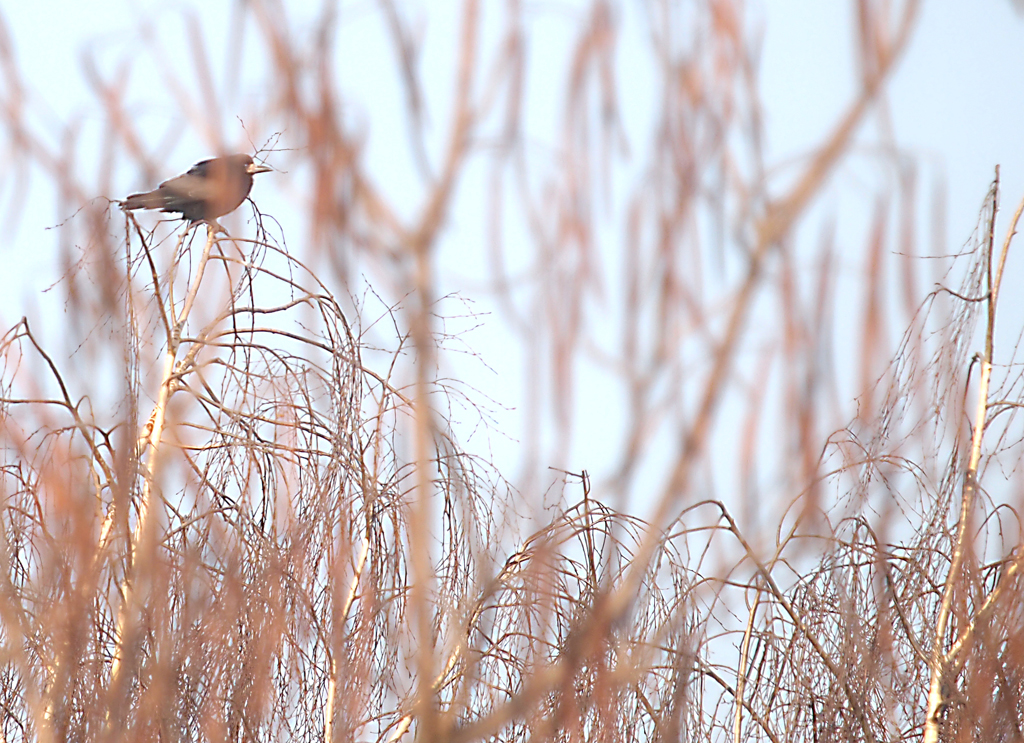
[2, 0, 1023, 516]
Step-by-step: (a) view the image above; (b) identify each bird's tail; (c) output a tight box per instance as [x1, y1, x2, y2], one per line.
[122, 190, 164, 211]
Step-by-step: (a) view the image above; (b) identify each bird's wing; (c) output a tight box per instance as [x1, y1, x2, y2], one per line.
[156, 172, 223, 204]
[183, 159, 215, 178]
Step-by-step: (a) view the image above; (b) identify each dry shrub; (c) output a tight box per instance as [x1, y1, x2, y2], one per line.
[0, 2, 1022, 743]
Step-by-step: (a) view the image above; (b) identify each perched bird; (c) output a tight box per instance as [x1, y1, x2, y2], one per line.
[123, 153, 272, 222]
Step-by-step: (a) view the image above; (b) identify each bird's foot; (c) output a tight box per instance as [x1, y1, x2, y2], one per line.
[205, 219, 228, 237]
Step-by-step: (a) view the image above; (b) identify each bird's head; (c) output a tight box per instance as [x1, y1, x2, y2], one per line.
[245, 156, 273, 176]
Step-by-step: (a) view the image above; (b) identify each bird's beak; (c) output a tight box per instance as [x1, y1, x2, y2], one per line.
[247, 162, 273, 175]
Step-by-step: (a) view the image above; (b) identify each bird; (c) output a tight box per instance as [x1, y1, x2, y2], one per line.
[122, 154, 272, 222]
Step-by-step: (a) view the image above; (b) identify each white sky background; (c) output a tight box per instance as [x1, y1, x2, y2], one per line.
[2, 0, 1024, 527]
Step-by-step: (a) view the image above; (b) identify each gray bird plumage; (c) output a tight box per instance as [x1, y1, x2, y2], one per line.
[123, 154, 272, 222]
